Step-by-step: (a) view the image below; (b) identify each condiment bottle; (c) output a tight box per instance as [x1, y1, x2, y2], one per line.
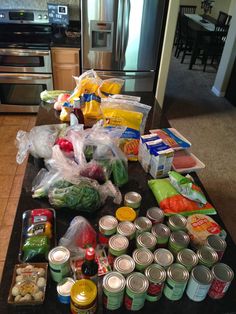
[81, 248, 98, 284]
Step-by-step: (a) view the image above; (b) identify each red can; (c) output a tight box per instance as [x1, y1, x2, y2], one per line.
[208, 263, 234, 299]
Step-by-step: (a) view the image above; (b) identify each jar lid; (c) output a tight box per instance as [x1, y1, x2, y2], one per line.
[71, 279, 97, 306]
[116, 207, 137, 222]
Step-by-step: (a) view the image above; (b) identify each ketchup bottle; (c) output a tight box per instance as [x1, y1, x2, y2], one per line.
[81, 248, 98, 284]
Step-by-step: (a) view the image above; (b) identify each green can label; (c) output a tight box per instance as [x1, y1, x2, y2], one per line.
[103, 290, 124, 310]
[125, 289, 146, 311]
[163, 278, 187, 301]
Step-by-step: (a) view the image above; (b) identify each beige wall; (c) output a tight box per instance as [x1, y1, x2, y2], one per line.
[155, 0, 179, 107]
[229, 0, 236, 15]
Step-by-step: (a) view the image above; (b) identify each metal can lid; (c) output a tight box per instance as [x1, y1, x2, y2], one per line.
[191, 265, 213, 285]
[170, 231, 190, 246]
[113, 255, 135, 275]
[177, 249, 198, 267]
[124, 192, 142, 208]
[151, 223, 170, 238]
[103, 271, 126, 293]
[197, 246, 218, 264]
[206, 235, 227, 251]
[48, 246, 70, 264]
[132, 248, 154, 266]
[126, 272, 149, 294]
[212, 263, 234, 282]
[99, 215, 118, 231]
[57, 277, 75, 296]
[134, 217, 152, 231]
[137, 232, 157, 248]
[116, 207, 137, 222]
[117, 221, 136, 237]
[167, 263, 189, 283]
[109, 234, 129, 251]
[146, 207, 164, 221]
[71, 279, 97, 306]
[145, 264, 166, 283]
[168, 214, 187, 229]
[154, 248, 174, 267]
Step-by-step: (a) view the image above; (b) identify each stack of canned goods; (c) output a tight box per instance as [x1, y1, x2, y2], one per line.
[46, 207, 234, 312]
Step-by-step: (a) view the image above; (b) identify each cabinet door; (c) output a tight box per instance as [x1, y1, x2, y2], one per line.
[53, 64, 80, 90]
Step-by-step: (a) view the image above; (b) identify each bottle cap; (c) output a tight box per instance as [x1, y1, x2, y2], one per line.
[85, 247, 95, 261]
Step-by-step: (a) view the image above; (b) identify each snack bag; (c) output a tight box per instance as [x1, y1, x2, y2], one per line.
[81, 93, 102, 127]
[148, 178, 216, 216]
[98, 78, 124, 98]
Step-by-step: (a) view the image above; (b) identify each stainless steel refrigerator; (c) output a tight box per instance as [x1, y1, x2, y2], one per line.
[81, 0, 168, 92]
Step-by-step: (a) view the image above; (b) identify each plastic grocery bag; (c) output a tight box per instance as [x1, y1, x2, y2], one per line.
[148, 178, 216, 216]
[16, 124, 67, 164]
[59, 216, 97, 253]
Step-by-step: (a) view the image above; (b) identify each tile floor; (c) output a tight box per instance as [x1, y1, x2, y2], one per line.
[0, 114, 37, 282]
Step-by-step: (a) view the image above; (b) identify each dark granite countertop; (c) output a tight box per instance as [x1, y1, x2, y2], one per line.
[0, 96, 236, 313]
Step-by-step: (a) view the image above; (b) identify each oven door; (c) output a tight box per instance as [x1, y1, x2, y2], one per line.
[0, 49, 52, 73]
[0, 73, 53, 113]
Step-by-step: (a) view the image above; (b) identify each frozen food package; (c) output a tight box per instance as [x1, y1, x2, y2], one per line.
[98, 78, 124, 98]
[149, 128, 191, 150]
[101, 98, 151, 161]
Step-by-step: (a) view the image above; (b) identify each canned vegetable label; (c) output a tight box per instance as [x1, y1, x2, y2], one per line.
[208, 263, 234, 299]
[186, 265, 213, 302]
[125, 272, 149, 311]
[48, 246, 71, 283]
[103, 272, 126, 310]
[145, 264, 166, 302]
[163, 263, 189, 301]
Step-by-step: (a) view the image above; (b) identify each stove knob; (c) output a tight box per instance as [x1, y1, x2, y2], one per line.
[38, 14, 42, 19]
[44, 15, 48, 19]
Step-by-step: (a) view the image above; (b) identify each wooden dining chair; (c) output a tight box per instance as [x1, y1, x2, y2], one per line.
[216, 11, 228, 26]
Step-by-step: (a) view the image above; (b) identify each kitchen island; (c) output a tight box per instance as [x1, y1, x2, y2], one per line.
[0, 96, 236, 314]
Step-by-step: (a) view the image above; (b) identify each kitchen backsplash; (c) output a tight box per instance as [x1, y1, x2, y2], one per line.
[1, 0, 80, 20]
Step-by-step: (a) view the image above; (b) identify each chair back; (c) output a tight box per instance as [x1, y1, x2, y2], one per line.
[179, 5, 197, 15]
[226, 15, 232, 26]
[213, 24, 229, 46]
[216, 11, 228, 26]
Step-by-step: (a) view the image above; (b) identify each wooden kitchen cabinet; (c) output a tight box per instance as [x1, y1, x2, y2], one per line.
[51, 47, 80, 91]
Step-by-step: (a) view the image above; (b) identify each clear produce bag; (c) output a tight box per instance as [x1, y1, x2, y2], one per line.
[16, 124, 67, 164]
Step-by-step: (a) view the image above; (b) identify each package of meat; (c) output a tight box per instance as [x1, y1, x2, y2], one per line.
[149, 128, 191, 150]
[172, 150, 205, 173]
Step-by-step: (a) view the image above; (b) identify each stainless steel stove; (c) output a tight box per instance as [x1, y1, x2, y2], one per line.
[0, 9, 53, 113]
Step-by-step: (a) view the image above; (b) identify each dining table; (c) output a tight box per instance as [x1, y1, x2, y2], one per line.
[184, 13, 217, 69]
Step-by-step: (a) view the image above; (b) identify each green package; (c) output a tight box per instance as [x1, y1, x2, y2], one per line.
[22, 235, 50, 262]
[111, 158, 128, 187]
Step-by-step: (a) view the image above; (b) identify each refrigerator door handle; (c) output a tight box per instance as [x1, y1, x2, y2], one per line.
[121, 0, 131, 61]
[115, 0, 123, 62]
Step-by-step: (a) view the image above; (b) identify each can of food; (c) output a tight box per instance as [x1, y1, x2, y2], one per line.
[70, 279, 97, 314]
[208, 263, 234, 299]
[134, 217, 152, 237]
[197, 245, 218, 268]
[125, 272, 149, 311]
[154, 248, 174, 269]
[176, 249, 199, 271]
[108, 234, 129, 266]
[103, 271, 126, 310]
[167, 214, 187, 232]
[116, 207, 137, 222]
[117, 221, 136, 240]
[168, 231, 190, 256]
[57, 277, 75, 304]
[136, 232, 157, 251]
[186, 265, 213, 302]
[98, 215, 118, 245]
[146, 207, 164, 224]
[48, 246, 71, 282]
[151, 223, 170, 247]
[132, 248, 154, 272]
[113, 255, 135, 277]
[145, 264, 166, 301]
[124, 191, 142, 215]
[163, 263, 189, 301]
[206, 235, 227, 261]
